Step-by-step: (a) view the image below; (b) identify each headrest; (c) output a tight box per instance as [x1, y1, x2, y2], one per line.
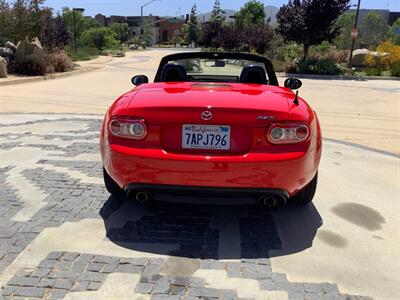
[239, 65, 268, 85]
[160, 63, 188, 82]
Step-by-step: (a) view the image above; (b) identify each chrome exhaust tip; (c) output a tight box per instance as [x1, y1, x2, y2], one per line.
[135, 190, 152, 203]
[258, 194, 286, 208]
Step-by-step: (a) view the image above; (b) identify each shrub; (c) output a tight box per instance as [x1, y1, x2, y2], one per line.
[364, 53, 386, 76]
[13, 49, 52, 76]
[376, 41, 400, 69]
[309, 42, 349, 64]
[365, 66, 383, 76]
[67, 47, 98, 61]
[80, 27, 119, 50]
[390, 61, 400, 77]
[296, 58, 342, 75]
[276, 43, 303, 63]
[47, 50, 74, 72]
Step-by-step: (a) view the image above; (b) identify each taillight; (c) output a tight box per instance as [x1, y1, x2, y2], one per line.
[108, 118, 147, 140]
[267, 123, 310, 144]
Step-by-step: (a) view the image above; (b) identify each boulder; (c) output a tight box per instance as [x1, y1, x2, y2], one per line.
[351, 49, 369, 67]
[15, 38, 43, 63]
[351, 49, 390, 67]
[5, 41, 17, 52]
[31, 37, 42, 49]
[129, 44, 138, 50]
[0, 57, 7, 78]
[0, 47, 13, 57]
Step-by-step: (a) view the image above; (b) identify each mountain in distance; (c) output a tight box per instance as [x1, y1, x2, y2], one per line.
[197, 5, 279, 24]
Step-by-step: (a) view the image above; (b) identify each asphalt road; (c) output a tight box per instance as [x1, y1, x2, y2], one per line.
[0, 49, 399, 300]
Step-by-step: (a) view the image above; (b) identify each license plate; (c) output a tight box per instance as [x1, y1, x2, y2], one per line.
[182, 124, 231, 150]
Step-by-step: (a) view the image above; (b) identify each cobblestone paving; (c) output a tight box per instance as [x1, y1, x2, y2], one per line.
[0, 117, 372, 299]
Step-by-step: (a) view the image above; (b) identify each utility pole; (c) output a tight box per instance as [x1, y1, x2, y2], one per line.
[73, 8, 85, 54]
[348, 0, 361, 67]
[140, 0, 160, 42]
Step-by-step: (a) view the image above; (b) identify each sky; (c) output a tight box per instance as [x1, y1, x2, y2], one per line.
[40, 0, 400, 17]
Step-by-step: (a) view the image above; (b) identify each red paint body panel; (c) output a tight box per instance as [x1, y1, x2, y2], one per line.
[101, 82, 322, 197]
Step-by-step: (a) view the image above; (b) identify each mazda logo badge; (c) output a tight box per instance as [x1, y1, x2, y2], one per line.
[201, 111, 212, 121]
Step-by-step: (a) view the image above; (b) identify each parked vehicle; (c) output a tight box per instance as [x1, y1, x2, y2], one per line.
[100, 52, 322, 207]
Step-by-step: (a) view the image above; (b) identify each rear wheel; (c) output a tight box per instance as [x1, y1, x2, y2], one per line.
[103, 167, 125, 197]
[291, 172, 318, 205]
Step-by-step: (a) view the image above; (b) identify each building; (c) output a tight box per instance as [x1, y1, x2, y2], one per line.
[95, 14, 107, 26]
[159, 18, 185, 43]
[348, 9, 400, 26]
[94, 14, 159, 45]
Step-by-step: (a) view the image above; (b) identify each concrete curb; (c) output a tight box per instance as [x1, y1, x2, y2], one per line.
[0, 55, 113, 86]
[277, 72, 400, 81]
[0, 67, 100, 86]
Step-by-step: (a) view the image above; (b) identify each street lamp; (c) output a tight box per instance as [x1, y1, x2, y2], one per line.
[73, 8, 85, 54]
[140, 0, 160, 42]
[348, 0, 361, 66]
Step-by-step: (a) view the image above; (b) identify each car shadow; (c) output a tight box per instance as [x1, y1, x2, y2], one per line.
[100, 196, 322, 260]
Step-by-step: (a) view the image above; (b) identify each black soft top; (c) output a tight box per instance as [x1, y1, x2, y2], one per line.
[154, 52, 279, 86]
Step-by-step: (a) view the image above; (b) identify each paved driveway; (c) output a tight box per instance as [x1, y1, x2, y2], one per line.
[0, 50, 399, 299]
[0, 114, 399, 300]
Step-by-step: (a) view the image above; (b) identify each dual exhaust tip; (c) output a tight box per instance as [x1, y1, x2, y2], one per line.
[257, 194, 287, 208]
[127, 189, 153, 203]
[127, 188, 286, 208]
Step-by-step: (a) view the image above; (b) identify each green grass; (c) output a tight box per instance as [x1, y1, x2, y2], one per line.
[67, 47, 99, 62]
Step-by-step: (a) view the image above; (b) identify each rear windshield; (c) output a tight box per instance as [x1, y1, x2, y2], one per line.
[167, 58, 268, 83]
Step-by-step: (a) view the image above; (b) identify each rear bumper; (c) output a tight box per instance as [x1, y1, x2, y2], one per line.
[103, 143, 321, 196]
[124, 183, 288, 204]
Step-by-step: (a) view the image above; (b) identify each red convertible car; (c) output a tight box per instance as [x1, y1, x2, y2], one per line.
[100, 52, 322, 207]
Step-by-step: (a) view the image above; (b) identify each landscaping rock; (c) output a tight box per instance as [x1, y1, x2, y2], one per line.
[351, 48, 389, 67]
[5, 41, 17, 52]
[0, 57, 7, 78]
[31, 37, 43, 49]
[0, 47, 14, 57]
[351, 49, 369, 67]
[15, 38, 43, 62]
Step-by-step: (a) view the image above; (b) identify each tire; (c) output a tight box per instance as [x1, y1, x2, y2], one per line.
[291, 172, 318, 205]
[103, 167, 125, 197]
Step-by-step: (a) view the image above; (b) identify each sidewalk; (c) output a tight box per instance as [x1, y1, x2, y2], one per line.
[0, 55, 113, 86]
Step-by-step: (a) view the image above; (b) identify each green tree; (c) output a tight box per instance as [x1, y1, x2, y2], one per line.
[110, 22, 128, 43]
[41, 15, 70, 49]
[276, 0, 350, 59]
[334, 12, 356, 50]
[210, 0, 224, 23]
[387, 18, 400, 45]
[359, 11, 389, 49]
[0, 0, 51, 43]
[80, 27, 118, 49]
[188, 4, 200, 46]
[142, 17, 155, 46]
[235, 0, 265, 28]
[0, 0, 11, 43]
[61, 8, 100, 46]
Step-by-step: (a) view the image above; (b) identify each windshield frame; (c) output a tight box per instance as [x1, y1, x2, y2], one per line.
[154, 52, 279, 86]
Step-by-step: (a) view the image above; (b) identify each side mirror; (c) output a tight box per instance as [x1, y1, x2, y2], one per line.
[284, 77, 302, 90]
[131, 75, 149, 86]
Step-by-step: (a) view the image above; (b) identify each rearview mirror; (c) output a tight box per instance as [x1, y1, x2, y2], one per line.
[131, 75, 149, 86]
[284, 78, 302, 90]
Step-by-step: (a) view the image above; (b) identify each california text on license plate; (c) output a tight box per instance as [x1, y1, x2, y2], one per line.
[182, 124, 231, 150]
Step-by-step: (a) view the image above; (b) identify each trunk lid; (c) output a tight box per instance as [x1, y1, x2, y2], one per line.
[125, 83, 293, 154]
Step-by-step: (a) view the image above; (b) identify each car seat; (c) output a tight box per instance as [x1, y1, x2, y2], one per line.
[239, 65, 268, 84]
[161, 64, 188, 82]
